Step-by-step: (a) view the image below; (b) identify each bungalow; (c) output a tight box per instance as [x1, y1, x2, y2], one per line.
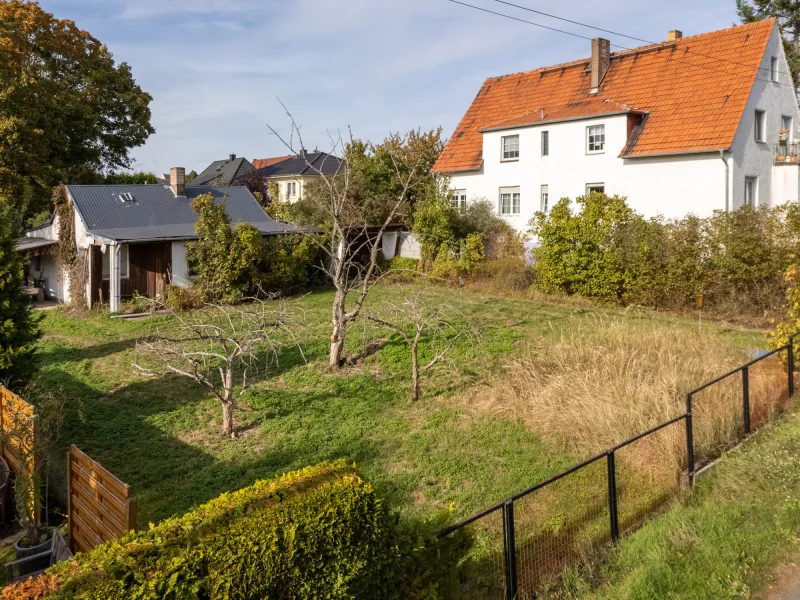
[434, 19, 800, 230]
[17, 168, 293, 313]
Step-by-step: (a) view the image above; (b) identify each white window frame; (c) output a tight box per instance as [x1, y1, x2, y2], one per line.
[501, 135, 520, 161]
[586, 183, 605, 195]
[541, 130, 549, 157]
[754, 110, 766, 143]
[744, 177, 758, 206]
[286, 181, 297, 198]
[782, 115, 793, 141]
[499, 186, 521, 215]
[586, 125, 605, 154]
[451, 189, 467, 213]
[540, 184, 549, 213]
[102, 244, 129, 280]
[771, 56, 779, 82]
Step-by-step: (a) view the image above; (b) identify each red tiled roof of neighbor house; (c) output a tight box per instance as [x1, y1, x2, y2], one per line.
[252, 155, 293, 170]
[433, 19, 776, 173]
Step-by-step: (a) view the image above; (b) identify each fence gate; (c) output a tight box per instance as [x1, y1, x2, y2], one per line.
[67, 445, 137, 554]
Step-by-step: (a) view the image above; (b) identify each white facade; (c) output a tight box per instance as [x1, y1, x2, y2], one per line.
[270, 175, 315, 203]
[447, 25, 800, 230]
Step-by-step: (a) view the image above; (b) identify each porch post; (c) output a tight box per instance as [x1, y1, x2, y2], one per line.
[109, 244, 121, 313]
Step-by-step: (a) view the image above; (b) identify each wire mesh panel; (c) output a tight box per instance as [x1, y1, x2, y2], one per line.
[747, 351, 790, 431]
[454, 508, 506, 600]
[615, 419, 685, 535]
[512, 458, 609, 598]
[691, 370, 743, 468]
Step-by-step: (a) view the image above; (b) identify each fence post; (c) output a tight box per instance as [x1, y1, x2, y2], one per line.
[607, 450, 619, 542]
[685, 394, 695, 486]
[742, 366, 751, 435]
[502, 500, 518, 600]
[788, 336, 795, 399]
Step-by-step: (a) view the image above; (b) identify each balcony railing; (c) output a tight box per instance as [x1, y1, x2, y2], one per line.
[774, 139, 800, 165]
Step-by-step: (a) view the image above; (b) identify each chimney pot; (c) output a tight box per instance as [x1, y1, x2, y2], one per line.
[590, 38, 611, 92]
[170, 167, 185, 196]
[229, 153, 236, 161]
[668, 30, 683, 41]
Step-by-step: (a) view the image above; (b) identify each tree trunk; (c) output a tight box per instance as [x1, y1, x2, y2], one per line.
[411, 343, 420, 401]
[329, 287, 348, 369]
[221, 402, 234, 436]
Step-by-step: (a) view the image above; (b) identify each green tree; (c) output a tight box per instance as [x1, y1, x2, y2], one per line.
[103, 172, 159, 185]
[0, 212, 40, 389]
[737, 0, 800, 92]
[0, 0, 154, 222]
[187, 194, 263, 303]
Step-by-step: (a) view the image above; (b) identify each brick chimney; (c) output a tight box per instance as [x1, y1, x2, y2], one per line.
[668, 30, 683, 41]
[169, 167, 185, 196]
[591, 38, 611, 92]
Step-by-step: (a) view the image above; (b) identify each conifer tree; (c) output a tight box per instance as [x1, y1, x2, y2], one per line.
[738, 0, 800, 93]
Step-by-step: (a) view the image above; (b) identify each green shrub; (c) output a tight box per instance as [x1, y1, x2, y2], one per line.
[118, 292, 153, 315]
[257, 234, 319, 293]
[474, 257, 535, 292]
[388, 256, 419, 272]
[163, 285, 203, 311]
[14, 462, 469, 600]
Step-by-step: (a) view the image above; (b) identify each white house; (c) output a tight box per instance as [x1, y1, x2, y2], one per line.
[16, 168, 294, 313]
[433, 19, 800, 230]
[253, 151, 344, 203]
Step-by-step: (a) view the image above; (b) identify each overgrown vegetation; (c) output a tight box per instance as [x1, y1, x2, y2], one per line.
[530, 193, 800, 321]
[2, 462, 470, 600]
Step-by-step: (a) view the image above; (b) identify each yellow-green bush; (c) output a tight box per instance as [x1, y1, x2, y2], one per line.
[10, 462, 469, 600]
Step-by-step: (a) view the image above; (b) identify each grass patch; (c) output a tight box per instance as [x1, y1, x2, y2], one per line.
[560, 408, 800, 600]
[32, 284, 766, 530]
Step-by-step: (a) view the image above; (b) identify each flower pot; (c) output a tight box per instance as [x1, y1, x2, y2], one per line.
[778, 155, 787, 161]
[13, 527, 53, 576]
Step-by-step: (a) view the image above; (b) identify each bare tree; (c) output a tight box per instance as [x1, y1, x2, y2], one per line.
[267, 105, 442, 369]
[134, 295, 303, 437]
[367, 293, 480, 401]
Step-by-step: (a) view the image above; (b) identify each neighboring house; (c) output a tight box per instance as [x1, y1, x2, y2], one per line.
[433, 19, 800, 231]
[254, 150, 343, 202]
[191, 154, 255, 186]
[16, 168, 294, 313]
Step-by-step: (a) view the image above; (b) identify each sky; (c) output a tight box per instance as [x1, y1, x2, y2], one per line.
[39, 0, 742, 175]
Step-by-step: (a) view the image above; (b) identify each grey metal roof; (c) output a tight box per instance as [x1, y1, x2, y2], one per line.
[190, 155, 254, 186]
[16, 238, 58, 251]
[258, 152, 343, 177]
[66, 184, 294, 242]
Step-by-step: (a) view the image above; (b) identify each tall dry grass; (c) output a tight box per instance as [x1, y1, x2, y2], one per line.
[477, 316, 787, 472]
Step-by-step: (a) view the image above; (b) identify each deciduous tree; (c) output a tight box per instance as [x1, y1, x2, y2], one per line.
[0, 0, 154, 222]
[269, 108, 443, 368]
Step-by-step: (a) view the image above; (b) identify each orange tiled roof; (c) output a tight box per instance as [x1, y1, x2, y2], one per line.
[433, 19, 776, 172]
[252, 155, 293, 170]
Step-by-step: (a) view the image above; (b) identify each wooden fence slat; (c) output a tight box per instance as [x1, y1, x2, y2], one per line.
[67, 445, 136, 554]
[69, 476, 127, 531]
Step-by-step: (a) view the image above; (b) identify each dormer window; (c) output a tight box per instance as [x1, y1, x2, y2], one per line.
[502, 135, 520, 161]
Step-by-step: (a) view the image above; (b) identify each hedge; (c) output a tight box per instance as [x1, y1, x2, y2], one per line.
[2, 461, 469, 600]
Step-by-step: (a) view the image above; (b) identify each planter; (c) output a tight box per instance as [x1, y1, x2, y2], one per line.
[778, 155, 787, 162]
[14, 527, 54, 576]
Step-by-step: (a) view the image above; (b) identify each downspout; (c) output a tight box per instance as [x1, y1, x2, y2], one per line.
[719, 150, 729, 212]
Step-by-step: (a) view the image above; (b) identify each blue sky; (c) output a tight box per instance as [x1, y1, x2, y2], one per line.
[40, 0, 740, 174]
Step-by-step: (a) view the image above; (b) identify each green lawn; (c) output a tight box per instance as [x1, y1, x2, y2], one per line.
[566, 407, 800, 600]
[33, 284, 765, 528]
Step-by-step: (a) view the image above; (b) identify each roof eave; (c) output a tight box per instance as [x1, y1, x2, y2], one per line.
[619, 147, 730, 159]
[479, 110, 642, 133]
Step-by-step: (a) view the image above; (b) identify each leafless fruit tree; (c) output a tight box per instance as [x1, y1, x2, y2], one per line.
[134, 295, 303, 437]
[268, 105, 440, 369]
[367, 292, 480, 401]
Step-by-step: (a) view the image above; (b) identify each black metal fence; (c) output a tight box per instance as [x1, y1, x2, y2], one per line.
[437, 335, 797, 599]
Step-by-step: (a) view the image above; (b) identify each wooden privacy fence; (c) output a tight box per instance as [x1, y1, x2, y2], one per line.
[67, 445, 137, 554]
[0, 385, 39, 523]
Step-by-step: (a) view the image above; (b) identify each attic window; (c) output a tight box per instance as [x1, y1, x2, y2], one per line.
[118, 192, 134, 203]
